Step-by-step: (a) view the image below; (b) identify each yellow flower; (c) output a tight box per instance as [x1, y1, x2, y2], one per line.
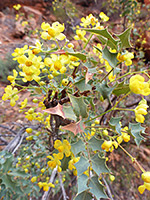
[99, 12, 109, 22]
[13, 4, 21, 10]
[135, 99, 148, 123]
[117, 51, 134, 66]
[29, 40, 42, 55]
[68, 156, 80, 171]
[7, 69, 18, 86]
[2, 85, 19, 106]
[80, 14, 98, 27]
[12, 45, 28, 61]
[20, 98, 28, 109]
[31, 176, 37, 183]
[74, 30, 87, 42]
[101, 140, 113, 152]
[54, 139, 71, 157]
[129, 74, 150, 96]
[41, 21, 66, 40]
[47, 153, 63, 169]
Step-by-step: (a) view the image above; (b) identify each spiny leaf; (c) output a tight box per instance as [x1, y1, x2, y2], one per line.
[74, 191, 93, 200]
[102, 46, 118, 68]
[109, 116, 122, 135]
[77, 174, 89, 194]
[66, 51, 87, 61]
[62, 120, 85, 135]
[113, 82, 130, 96]
[91, 153, 109, 176]
[44, 103, 76, 121]
[89, 176, 108, 200]
[116, 27, 132, 49]
[96, 81, 114, 101]
[69, 94, 88, 119]
[83, 28, 119, 50]
[74, 77, 92, 93]
[75, 156, 90, 176]
[71, 139, 85, 155]
[8, 169, 29, 178]
[88, 137, 103, 151]
[3, 154, 13, 173]
[129, 123, 145, 146]
[2, 174, 17, 190]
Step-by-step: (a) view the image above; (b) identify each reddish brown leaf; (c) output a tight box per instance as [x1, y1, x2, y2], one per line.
[62, 120, 86, 135]
[84, 66, 93, 84]
[44, 103, 65, 118]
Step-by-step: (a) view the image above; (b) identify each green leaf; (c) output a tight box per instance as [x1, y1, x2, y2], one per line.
[3, 154, 13, 173]
[69, 94, 88, 119]
[91, 153, 109, 176]
[96, 81, 114, 101]
[61, 155, 71, 171]
[74, 191, 93, 200]
[77, 174, 89, 194]
[109, 116, 122, 135]
[71, 139, 85, 155]
[88, 137, 103, 151]
[1, 174, 17, 190]
[97, 35, 107, 45]
[8, 169, 29, 178]
[75, 156, 90, 176]
[89, 176, 108, 199]
[83, 28, 118, 50]
[113, 82, 130, 96]
[66, 51, 87, 61]
[129, 123, 145, 146]
[74, 78, 92, 93]
[102, 46, 118, 68]
[116, 27, 132, 49]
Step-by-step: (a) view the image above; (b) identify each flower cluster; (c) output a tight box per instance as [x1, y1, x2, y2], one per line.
[134, 99, 148, 123]
[129, 74, 150, 96]
[117, 126, 130, 144]
[41, 22, 66, 41]
[117, 51, 134, 66]
[101, 140, 118, 152]
[138, 171, 150, 194]
[38, 181, 55, 191]
[2, 85, 19, 106]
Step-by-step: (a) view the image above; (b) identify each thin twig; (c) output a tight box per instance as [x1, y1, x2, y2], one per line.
[58, 173, 68, 200]
[0, 124, 17, 135]
[102, 175, 114, 200]
[42, 166, 58, 200]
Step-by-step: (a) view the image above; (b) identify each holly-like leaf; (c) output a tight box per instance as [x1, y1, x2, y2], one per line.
[69, 94, 88, 119]
[2, 174, 17, 190]
[66, 51, 87, 61]
[8, 169, 29, 178]
[91, 153, 109, 176]
[88, 137, 103, 151]
[75, 191, 93, 200]
[109, 116, 122, 135]
[83, 28, 119, 50]
[129, 123, 145, 146]
[75, 156, 90, 176]
[71, 139, 85, 155]
[77, 174, 89, 194]
[3, 154, 13, 173]
[113, 82, 130, 96]
[115, 27, 132, 49]
[74, 77, 92, 93]
[89, 176, 108, 200]
[62, 120, 85, 135]
[96, 81, 114, 101]
[44, 103, 76, 121]
[102, 46, 118, 68]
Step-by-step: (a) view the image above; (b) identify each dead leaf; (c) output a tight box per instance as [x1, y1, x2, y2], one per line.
[44, 103, 65, 118]
[62, 120, 86, 135]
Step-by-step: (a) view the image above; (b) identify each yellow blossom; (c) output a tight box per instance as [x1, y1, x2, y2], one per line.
[80, 14, 98, 27]
[41, 21, 66, 40]
[13, 4, 21, 10]
[99, 12, 109, 22]
[129, 74, 150, 96]
[74, 30, 87, 42]
[134, 99, 148, 123]
[7, 69, 18, 85]
[54, 139, 71, 157]
[47, 153, 63, 169]
[2, 85, 19, 106]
